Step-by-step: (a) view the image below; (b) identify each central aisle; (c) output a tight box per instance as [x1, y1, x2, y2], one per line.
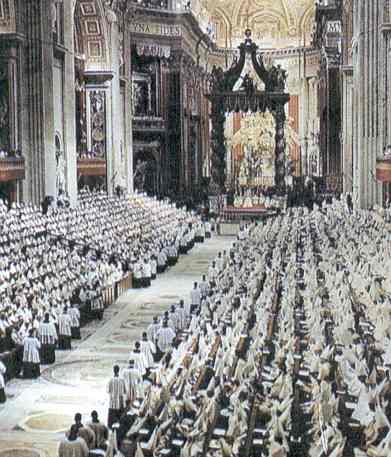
[0, 235, 234, 457]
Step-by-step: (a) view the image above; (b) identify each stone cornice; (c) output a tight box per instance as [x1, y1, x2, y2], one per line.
[127, 9, 213, 69]
[381, 23, 391, 34]
[84, 71, 114, 86]
[126, 8, 212, 46]
[0, 32, 25, 47]
[341, 65, 353, 75]
[211, 45, 317, 59]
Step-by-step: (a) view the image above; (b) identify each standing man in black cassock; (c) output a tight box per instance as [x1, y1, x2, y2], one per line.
[107, 365, 126, 429]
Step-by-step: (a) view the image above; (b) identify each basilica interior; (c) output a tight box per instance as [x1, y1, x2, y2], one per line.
[0, 1, 391, 457]
[0, 0, 388, 208]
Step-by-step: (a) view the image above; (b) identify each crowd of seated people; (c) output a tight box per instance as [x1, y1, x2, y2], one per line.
[129, 0, 169, 10]
[0, 190, 208, 397]
[0, 149, 23, 159]
[78, 150, 105, 160]
[64, 195, 391, 457]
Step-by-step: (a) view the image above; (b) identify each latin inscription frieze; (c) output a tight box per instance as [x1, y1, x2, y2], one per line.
[130, 22, 181, 38]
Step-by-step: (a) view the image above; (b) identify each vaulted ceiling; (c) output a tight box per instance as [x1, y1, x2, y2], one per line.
[201, 0, 315, 49]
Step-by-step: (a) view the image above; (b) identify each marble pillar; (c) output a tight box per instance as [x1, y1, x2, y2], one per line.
[387, 34, 391, 146]
[352, 0, 385, 208]
[298, 77, 309, 177]
[299, 74, 319, 178]
[274, 104, 287, 190]
[182, 79, 188, 193]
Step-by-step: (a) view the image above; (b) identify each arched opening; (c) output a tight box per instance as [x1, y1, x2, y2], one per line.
[299, 5, 316, 46]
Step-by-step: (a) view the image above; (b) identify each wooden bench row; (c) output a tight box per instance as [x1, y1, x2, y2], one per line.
[102, 273, 133, 307]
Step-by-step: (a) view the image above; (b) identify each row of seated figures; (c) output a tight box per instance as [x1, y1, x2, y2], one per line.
[233, 193, 285, 209]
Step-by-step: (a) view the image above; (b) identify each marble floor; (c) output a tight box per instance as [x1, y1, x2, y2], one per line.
[0, 235, 234, 457]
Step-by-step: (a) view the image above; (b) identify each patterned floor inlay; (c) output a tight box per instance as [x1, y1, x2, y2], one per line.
[159, 294, 181, 300]
[120, 318, 155, 330]
[20, 413, 74, 433]
[0, 236, 235, 457]
[0, 449, 43, 457]
[42, 359, 126, 388]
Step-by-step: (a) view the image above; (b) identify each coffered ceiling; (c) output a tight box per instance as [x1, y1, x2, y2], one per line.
[200, 0, 315, 49]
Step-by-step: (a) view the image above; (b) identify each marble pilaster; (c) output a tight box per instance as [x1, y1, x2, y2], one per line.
[63, 0, 77, 206]
[342, 66, 353, 193]
[106, 10, 122, 196]
[123, 26, 134, 194]
[22, 0, 56, 204]
[85, 83, 110, 187]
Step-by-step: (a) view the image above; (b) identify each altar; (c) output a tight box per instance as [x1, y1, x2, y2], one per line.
[222, 109, 291, 217]
[227, 111, 277, 190]
[220, 192, 285, 224]
[232, 192, 286, 210]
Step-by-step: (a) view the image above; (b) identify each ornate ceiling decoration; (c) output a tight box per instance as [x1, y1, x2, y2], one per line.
[73, 0, 110, 70]
[0, 0, 16, 34]
[201, 0, 315, 49]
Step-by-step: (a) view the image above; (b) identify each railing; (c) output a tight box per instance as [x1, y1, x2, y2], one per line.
[116, 272, 133, 298]
[129, 0, 170, 9]
[0, 157, 25, 181]
[128, 0, 194, 12]
[103, 273, 133, 307]
[1, 271, 134, 383]
[103, 286, 116, 307]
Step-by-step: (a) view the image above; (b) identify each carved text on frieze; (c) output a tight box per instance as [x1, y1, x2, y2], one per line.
[130, 22, 181, 38]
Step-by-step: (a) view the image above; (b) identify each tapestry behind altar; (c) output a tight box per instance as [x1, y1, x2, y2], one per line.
[226, 111, 276, 189]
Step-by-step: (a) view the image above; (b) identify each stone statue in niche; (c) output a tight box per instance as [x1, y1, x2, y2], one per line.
[134, 158, 148, 191]
[51, 2, 57, 32]
[0, 94, 7, 130]
[132, 79, 151, 117]
[55, 133, 66, 195]
[56, 149, 66, 195]
[104, 1, 117, 24]
[120, 140, 124, 164]
[132, 82, 142, 115]
[119, 40, 124, 71]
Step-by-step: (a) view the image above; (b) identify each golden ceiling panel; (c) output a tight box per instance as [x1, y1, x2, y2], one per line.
[203, 0, 315, 49]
